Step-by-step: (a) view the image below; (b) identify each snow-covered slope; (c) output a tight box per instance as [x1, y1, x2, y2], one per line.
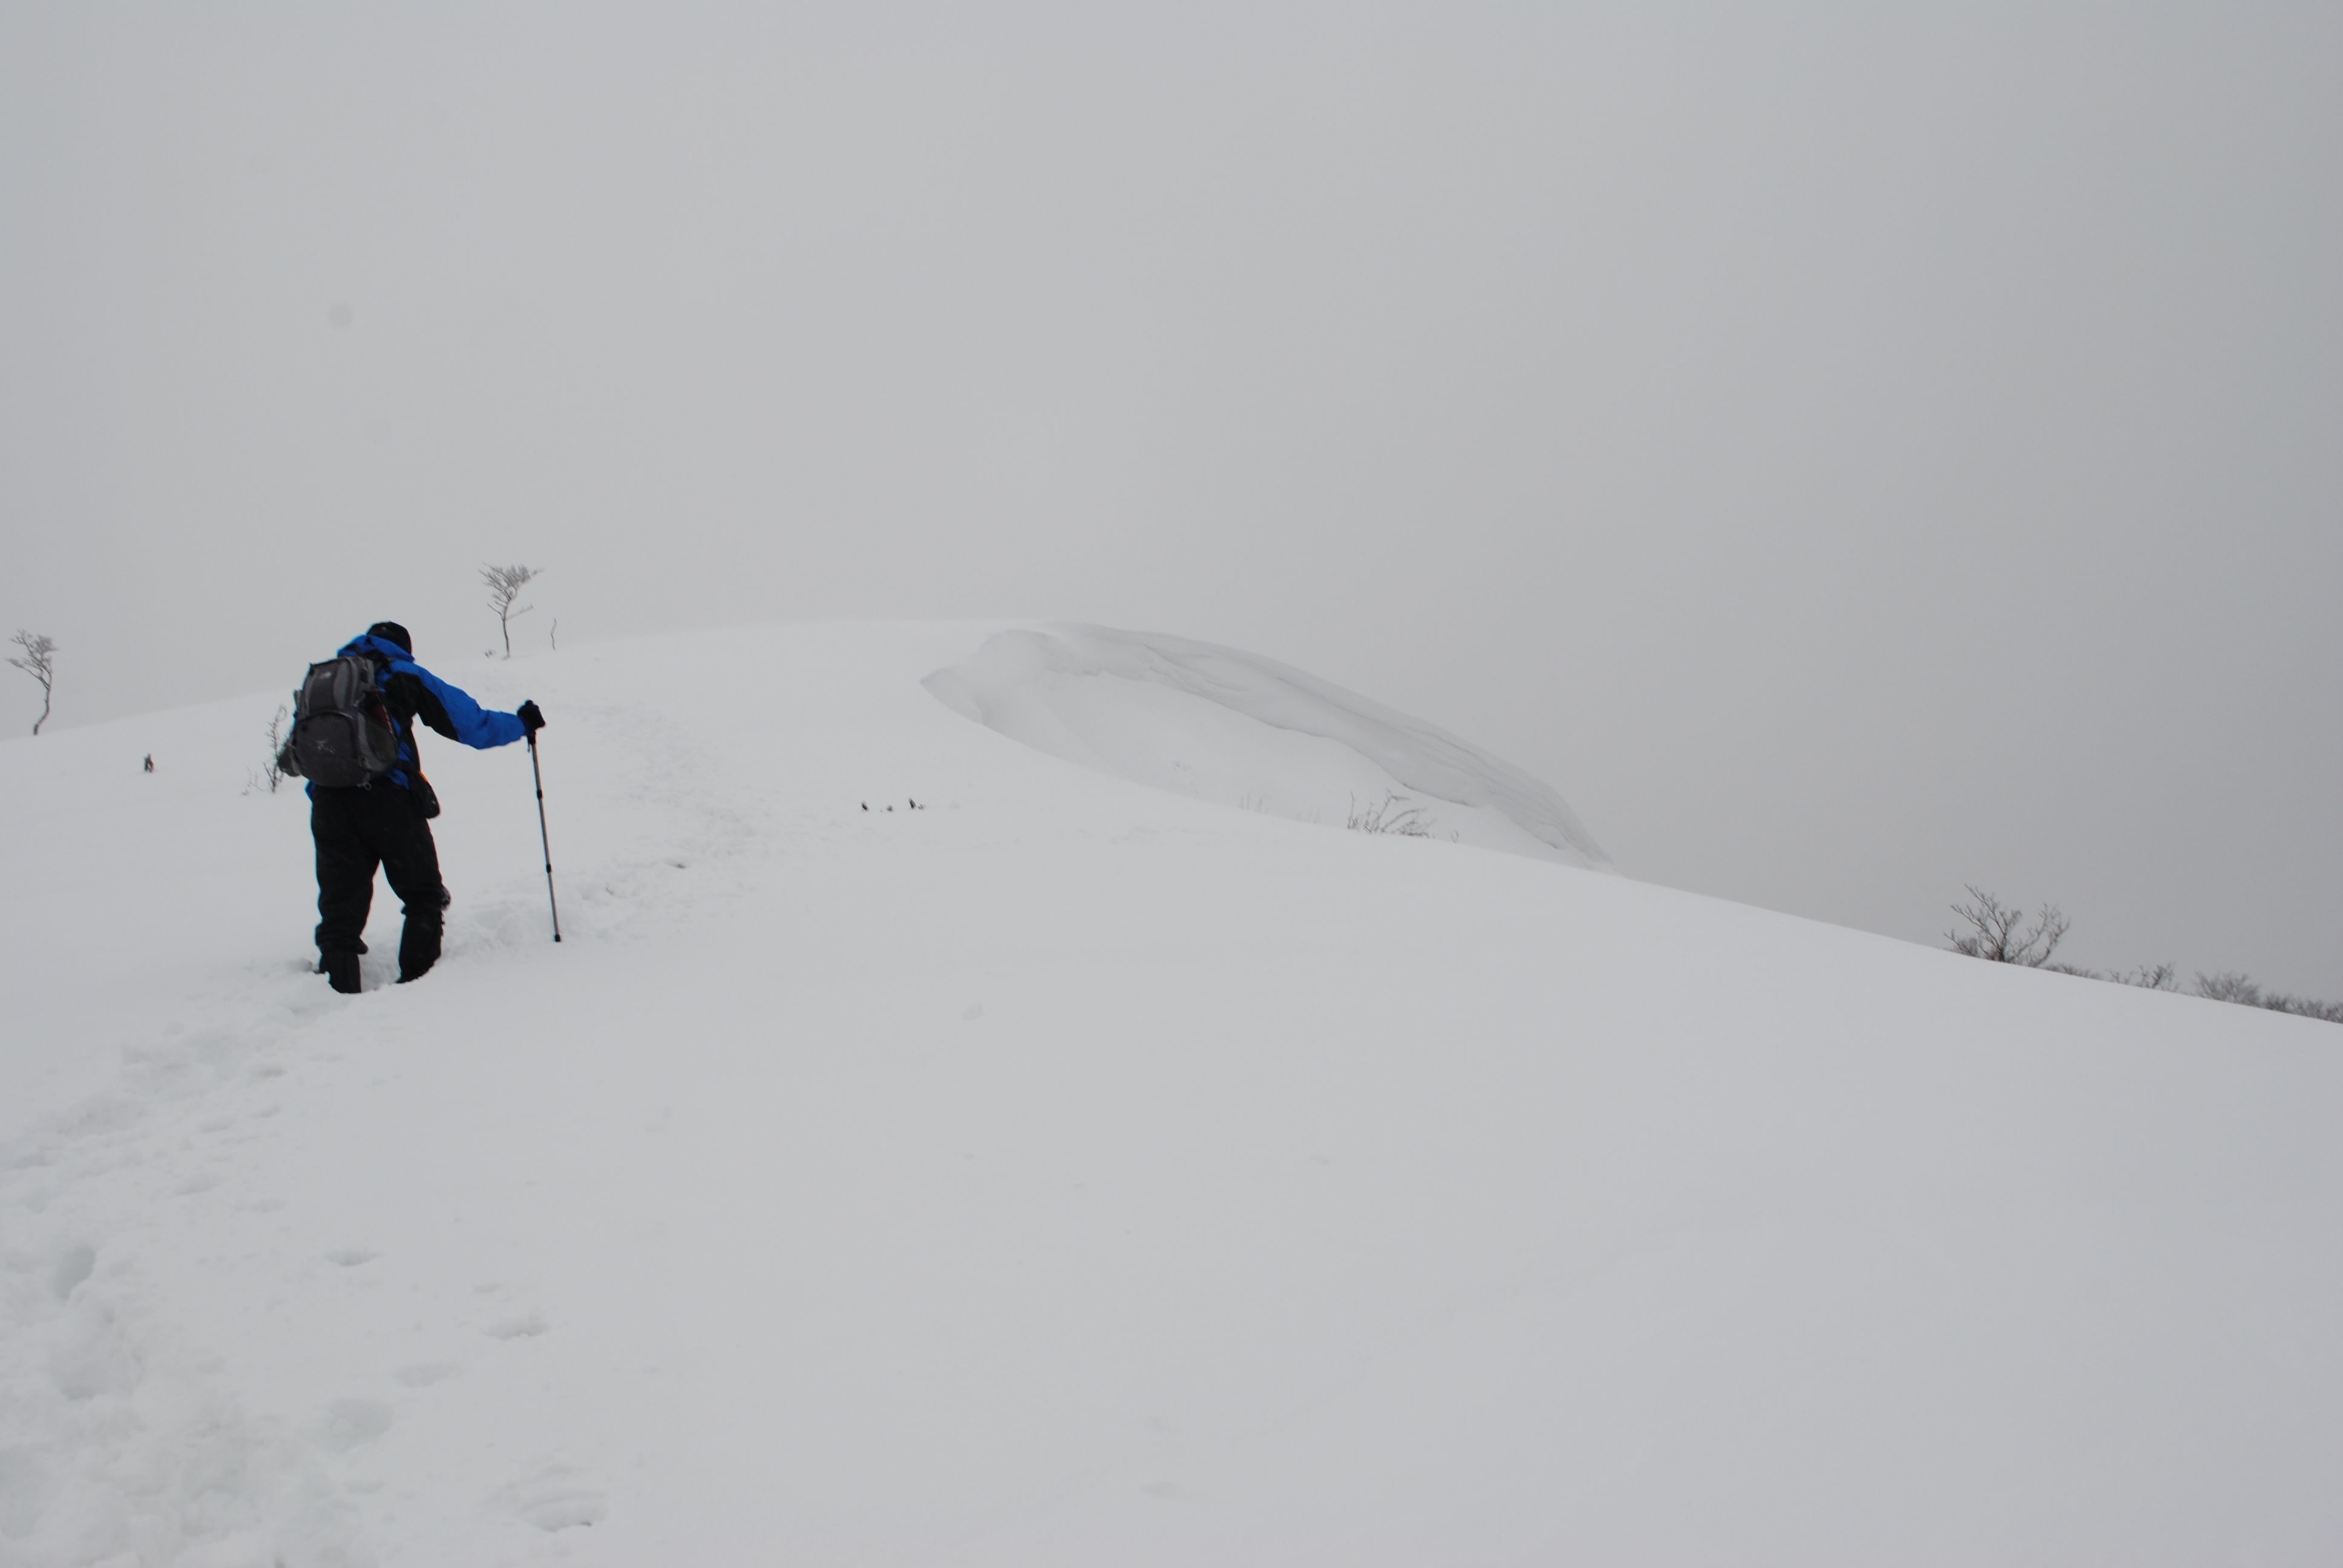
[2, 621, 2338, 1567]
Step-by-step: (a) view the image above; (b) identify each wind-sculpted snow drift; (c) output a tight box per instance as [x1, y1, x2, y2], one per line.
[925, 624, 1610, 868]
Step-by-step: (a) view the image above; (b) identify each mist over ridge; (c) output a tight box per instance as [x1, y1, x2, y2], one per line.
[4, 2, 2336, 992]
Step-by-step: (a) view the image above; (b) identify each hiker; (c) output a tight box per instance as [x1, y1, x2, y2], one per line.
[278, 621, 545, 993]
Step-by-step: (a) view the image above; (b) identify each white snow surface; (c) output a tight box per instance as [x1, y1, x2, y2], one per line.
[925, 624, 1610, 868]
[2, 620, 2339, 1566]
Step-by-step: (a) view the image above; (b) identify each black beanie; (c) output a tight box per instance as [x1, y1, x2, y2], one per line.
[367, 621, 413, 656]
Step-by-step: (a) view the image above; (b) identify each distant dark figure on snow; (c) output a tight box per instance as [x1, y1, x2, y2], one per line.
[143, 754, 154, 773]
[278, 621, 545, 994]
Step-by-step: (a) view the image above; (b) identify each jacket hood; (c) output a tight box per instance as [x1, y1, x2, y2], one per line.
[338, 633, 416, 667]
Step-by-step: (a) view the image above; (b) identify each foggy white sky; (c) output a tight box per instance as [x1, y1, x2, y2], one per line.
[4, 3, 2338, 995]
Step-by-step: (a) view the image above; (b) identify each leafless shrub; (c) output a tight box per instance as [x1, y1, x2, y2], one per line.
[2047, 961, 2179, 990]
[2194, 972, 2343, 1024]
[1347, 791, 1435, 838]
[8, 630, 57, 735]
[1950, 887, 2332, 1022]
[2112, 962, 2178, 991]
[262, 704, 291, 792]
[480, 564, 540, 657]
[1946, 886, 2069, 967]
[2195, 972, 2262, 1006]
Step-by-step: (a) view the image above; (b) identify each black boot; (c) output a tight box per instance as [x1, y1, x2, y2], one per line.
[398, 901, 444, 984]
[323, 950, 362, 995]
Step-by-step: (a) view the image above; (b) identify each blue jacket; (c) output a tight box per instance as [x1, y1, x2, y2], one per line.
[317, 632, 527, 794]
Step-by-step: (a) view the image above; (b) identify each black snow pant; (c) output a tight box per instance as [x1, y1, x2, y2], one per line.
[312, 784, 448, 987]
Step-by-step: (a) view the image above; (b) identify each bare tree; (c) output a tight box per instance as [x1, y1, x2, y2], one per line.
[8, 631, 56, 735]
[480, 564, 540, 657]
[1946, 886, 2069, 967]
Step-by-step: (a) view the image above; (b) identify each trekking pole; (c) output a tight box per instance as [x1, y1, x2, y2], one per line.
[528, 730, 563, 942]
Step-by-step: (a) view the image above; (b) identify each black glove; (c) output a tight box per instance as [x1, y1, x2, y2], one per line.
[517, 699, 546, 735]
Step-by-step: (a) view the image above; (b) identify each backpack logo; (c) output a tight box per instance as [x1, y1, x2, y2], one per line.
[291, 656, 400, 787]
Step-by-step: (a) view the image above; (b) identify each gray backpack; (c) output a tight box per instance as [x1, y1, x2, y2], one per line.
[290, 655, 399, 786]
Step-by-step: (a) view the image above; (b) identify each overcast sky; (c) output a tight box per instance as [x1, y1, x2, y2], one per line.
[4, 2, 2337, 996]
